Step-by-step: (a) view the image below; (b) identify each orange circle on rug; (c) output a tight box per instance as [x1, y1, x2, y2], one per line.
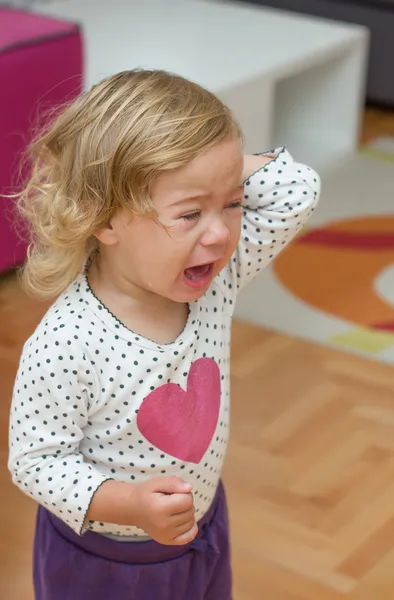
[273, 216, 394, 333]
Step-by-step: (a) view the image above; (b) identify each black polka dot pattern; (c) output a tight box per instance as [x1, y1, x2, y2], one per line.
[222, 147, 320, 298]
[8, 146, 320, 538]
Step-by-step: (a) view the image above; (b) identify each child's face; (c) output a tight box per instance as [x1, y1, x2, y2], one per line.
[98, 136, 244, 304]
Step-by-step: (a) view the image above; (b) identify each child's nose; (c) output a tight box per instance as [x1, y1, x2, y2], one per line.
[200, 217, 230, 247]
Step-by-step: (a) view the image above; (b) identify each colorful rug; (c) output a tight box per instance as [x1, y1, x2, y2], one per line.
[235, 137, 394, 365]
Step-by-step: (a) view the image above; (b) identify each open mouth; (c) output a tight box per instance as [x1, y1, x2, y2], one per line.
[184, 263, 214, 288]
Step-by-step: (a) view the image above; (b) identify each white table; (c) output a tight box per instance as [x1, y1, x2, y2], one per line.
[35, 0, 369, 172]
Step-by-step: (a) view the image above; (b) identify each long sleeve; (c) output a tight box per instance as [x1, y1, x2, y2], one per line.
[8, 332, 112, 535]
[217, 146, 320, 301]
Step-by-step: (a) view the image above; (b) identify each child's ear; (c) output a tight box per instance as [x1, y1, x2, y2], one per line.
[93, 223, 117, 246]
[93, 209, 133, 245]
[93, 214, 120, 246]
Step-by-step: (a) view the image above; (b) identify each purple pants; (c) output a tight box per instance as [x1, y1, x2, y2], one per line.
[33, 482, 232, 599]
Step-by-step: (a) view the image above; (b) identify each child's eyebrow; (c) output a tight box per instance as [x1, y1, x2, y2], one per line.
[169, 185, 244, 207]
[169, 193, 208, 206]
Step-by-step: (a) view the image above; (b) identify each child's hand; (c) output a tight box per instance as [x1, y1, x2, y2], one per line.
[242, 153, 276, 182]
[130, 476, 198, 546]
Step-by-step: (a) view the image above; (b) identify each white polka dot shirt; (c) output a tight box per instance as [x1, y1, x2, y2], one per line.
[8, 148, 320, 536]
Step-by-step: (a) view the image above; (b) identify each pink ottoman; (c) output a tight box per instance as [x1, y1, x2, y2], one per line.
[0, 7, 83, 274]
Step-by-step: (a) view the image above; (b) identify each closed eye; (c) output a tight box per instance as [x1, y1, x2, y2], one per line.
[181, 201, 242, 222]
[182, 211, 201, 222]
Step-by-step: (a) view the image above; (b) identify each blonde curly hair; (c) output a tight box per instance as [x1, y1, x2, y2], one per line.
[16, 69, 242, 299]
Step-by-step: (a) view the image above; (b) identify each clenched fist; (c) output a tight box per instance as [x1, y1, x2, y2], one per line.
[129, 476, 198, 545]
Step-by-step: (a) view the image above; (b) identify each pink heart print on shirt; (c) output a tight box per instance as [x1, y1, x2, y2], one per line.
[137, 358, 221, 463]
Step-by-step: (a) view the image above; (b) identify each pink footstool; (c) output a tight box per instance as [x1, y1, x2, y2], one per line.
[0, 7, 84, 274]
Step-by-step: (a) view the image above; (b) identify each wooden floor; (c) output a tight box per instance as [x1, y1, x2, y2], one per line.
[1, 105, 394, 599]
